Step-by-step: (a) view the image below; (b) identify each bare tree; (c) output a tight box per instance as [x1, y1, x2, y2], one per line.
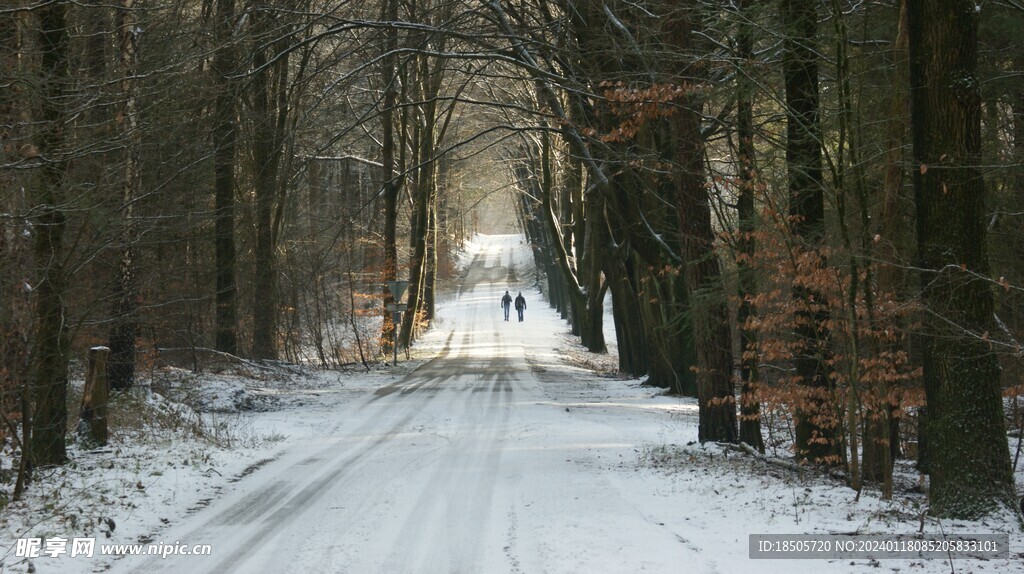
[107, 0, 142, 390]
[213, 0, 240, 355]
[29, 1, 73, 467]
[734, 0, 765, 452]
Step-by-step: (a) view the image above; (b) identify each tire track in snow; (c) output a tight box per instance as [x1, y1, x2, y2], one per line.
[118, 336, 469, 574]
[204, 335, 485, 573]
[378, 309, 516, 573]
[382, 263, 515, 571]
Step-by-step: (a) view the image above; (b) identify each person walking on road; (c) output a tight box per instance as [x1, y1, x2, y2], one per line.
[514, 292, 527, 322]
[501, 291, 513, 321]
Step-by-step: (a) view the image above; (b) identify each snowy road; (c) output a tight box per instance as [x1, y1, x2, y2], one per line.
[114, 235, 696, 574]
[95, 234, 1024, 574]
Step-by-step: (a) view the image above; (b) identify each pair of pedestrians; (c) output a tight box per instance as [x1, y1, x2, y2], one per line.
[500, 291, 526, 322]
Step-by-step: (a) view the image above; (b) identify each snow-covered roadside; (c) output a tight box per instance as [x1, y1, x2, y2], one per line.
[531, 356, 1024, 573]
[0, 365, 402, 574]
[538, 324, 1024, 573]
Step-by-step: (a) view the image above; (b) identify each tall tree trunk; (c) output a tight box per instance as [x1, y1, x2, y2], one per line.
[579, 193, 608, 353]
[108, 0, 141, 390]
[399, 87, 435, 348]
[667, 4, 737, 443]
[30, 1, 72, 467]
[781, 0, 835, 463]
[212, 0, 239, 355]
[379, 0, 400, 355]
[556, 144, 575, 325]
[736, 0, 765, 452]
[250, 13, 289, 360]
[907, 0, 1016, 518]
[1, 11, 33, 494]
[424, 157, 445, 322]
[423, 193, 437, 320]
[864, 0, 910, 488]
[604, 251, 647, 376]
[571, 142, 607, 353]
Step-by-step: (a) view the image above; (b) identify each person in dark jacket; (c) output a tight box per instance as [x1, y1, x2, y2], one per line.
[514, 292, 526, 322]
[501, 291, 512, 321]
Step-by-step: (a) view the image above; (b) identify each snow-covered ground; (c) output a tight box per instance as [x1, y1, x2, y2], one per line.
[2, 233, 1021, 574]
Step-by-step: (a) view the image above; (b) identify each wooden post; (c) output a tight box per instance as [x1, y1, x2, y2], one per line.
[78, 346, 110, 446]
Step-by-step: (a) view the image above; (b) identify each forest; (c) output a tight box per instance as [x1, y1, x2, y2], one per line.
[1, 0, 1022, 525]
